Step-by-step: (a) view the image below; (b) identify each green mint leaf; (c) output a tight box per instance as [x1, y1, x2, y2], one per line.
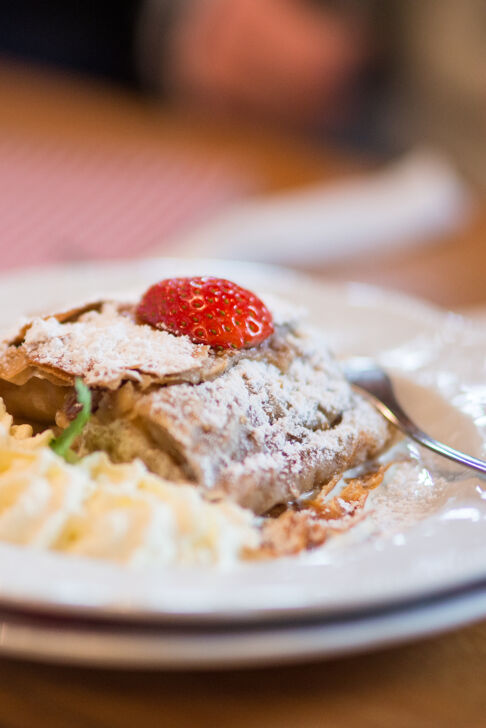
[50, 378, 92, 462]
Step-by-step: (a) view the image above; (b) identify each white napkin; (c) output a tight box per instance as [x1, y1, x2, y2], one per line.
[161, 149, 472, 264]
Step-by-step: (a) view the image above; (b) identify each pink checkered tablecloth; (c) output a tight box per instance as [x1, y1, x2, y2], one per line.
[0, 131, 252, 271]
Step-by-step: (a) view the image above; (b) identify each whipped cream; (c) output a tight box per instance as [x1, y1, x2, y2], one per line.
[0, 400, 258, 567]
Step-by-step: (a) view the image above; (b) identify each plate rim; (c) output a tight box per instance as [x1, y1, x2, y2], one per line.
[1, 578, 486, 669]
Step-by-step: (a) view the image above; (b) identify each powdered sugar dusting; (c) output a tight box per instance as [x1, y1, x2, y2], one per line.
[365, 456, 448, 537]
[295, 447, 451, 563]
[299, 443, 448, 558]
[7, 293, 307, 389]
[136, 325, 390, 513]
[23, 303, 212, 388]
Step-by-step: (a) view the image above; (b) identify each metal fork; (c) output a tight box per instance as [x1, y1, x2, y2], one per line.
[343, 357, 486, 476]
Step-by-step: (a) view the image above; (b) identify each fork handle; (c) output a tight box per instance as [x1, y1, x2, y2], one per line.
[410, 428, 486, 475]
[375, 395, 486, 476]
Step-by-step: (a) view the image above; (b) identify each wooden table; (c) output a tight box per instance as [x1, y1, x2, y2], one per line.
[0, 64, 485, 728]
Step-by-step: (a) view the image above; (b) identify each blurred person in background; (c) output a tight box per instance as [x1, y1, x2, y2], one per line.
[0, 0, 484, 183]
[0, 0, 369, 126]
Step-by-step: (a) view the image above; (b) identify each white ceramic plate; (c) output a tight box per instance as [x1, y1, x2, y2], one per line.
[1, 583, 486, 668]
[0, 259, 485, 665]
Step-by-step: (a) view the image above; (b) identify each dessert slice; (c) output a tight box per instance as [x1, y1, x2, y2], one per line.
[0, 278, 390, 514]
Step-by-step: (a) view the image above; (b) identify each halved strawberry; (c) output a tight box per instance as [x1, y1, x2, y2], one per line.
[137, 276, 274, 349]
